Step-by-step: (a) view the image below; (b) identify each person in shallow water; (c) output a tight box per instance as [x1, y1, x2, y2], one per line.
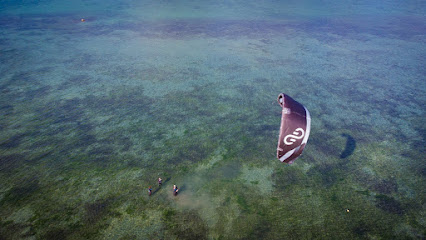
[173, 185, 179, 196]
[158, 177, 162, 187]
[148, 186, 152, 196]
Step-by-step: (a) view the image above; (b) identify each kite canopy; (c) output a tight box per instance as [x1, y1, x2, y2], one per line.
[276, 93, 311, 164]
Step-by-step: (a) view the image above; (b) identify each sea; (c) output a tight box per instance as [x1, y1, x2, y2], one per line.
[0, 0, 425, 239]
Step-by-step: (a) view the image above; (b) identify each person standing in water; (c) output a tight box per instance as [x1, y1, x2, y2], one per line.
[173, 185, 179, 196]
[158, 178, 162, 187]
[148, 186, 152, 196]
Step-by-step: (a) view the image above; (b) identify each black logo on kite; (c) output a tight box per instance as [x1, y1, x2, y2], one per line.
[276, 93, 311, 164]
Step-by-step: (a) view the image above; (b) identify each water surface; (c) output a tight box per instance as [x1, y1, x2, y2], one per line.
[0, 1, 425, 239]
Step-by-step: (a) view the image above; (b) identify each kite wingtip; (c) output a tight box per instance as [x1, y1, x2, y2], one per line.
[277, 93, 286, 107]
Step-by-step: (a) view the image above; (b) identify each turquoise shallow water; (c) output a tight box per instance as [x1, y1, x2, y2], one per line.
[1, 1, 425, 239]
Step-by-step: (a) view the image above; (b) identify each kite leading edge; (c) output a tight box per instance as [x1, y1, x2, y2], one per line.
[277, 93, 311, 164]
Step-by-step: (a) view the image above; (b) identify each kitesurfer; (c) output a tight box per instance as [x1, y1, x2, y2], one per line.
[158, 177, 162, 187]
[173, 185, 179, 196]
[148, 186, 152, 196]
